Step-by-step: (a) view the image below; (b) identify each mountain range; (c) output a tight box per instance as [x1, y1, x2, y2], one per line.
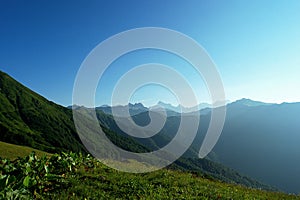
[95, 100, 228, 115]
[96, 96, 300, 193]
[2, 70, 299, 193]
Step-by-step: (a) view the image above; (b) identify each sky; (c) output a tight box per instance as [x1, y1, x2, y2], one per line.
[1, 0, 300, 107]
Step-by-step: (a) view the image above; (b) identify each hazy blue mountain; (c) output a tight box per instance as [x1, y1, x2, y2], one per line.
[94, 109, 274, 190]
[115, 98, 300, 193]
[232, 98, 274, 107]
[96, 101, 213, 117]
[155, 101, 211, 113]
[96, 103, 148, 117]
[208, 101, 300, 193]
[159, 99, 300, 193]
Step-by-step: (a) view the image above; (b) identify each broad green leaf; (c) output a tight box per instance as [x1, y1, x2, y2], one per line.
[23, 176, 31, 187]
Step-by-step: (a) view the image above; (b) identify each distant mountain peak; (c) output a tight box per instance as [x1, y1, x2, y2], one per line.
[129, 102, 146, 109]
[99, 104, 110, 108]
[156, 101, 211, 113]
[233, 98, 273, 107]
[157, 101, 178, 107]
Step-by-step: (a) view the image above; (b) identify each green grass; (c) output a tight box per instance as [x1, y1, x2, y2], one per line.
[0, 141, 51, 160]
[50, 166, 300, 200]
[1, 152, 299, 200]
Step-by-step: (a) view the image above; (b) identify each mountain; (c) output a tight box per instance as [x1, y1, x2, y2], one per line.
[106, 98, 300, 193]
[96, 103, 148, 117]
[155, 101, 211, 113]
[154, 100, 232, 113]
[232, 98, 274, 107]
[0, 71, 273, 191]
[0, 71, 147, 154]
[208, 101, 300, 193]
[0, 71, 85, 153]
[149, 99, 300, 193]
[93, 110, 275, 190]
[95, 101, 212, 117]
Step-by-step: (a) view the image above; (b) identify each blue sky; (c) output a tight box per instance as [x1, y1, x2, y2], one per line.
[1, 0, 300, 107]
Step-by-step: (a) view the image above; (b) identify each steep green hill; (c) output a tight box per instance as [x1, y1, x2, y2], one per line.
[0, 71, 147, 154]
[0, 71, 85, 153]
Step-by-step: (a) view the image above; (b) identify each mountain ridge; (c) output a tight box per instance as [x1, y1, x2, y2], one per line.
[94, 98, 292, 116]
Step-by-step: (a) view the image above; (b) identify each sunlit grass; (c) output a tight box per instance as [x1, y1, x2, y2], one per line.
[1, 150, 299, 199]
[0, 141, 51, 160]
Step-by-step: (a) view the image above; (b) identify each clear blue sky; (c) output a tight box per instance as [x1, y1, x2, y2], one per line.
[1, 0, 299, 107]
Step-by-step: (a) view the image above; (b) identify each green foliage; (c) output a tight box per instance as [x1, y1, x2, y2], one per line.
[1, 152, 299, 199]
[0, 152, 95, 199]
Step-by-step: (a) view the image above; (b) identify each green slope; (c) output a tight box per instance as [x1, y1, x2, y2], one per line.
[0, 141, 51, 160]
[0, 71, 85, 153]
[0, 71, 148, 155]
[1, 152, 299, 199]
[54, 164, 299, 200]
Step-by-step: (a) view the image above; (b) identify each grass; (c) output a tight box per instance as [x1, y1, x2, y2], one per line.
[1, 150, 299, 199]
[50, 164, 300, 200]
[0, 141, 51, 160]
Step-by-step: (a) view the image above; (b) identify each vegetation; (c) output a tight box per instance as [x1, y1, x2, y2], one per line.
[1, 152, 299, 200]
[0, 71, 149, 155]
[0, 71, 85, 153]
[170, 157, 275, 191]
[0, 141, 51, 160]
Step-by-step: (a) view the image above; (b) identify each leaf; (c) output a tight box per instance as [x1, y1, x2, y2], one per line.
[25, 165, 32, 174]
[0, 175, 7, 189]
[44, 165, 49, 173]
[23, 176, 31, 187]
[6, 175, 16, 186]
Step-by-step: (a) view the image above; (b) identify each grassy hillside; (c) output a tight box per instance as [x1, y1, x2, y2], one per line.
[0, 141, 51, 160]
[0, 71, 85, 153]
[1, 152, 299, 199]
[0, 71, 148, 155]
